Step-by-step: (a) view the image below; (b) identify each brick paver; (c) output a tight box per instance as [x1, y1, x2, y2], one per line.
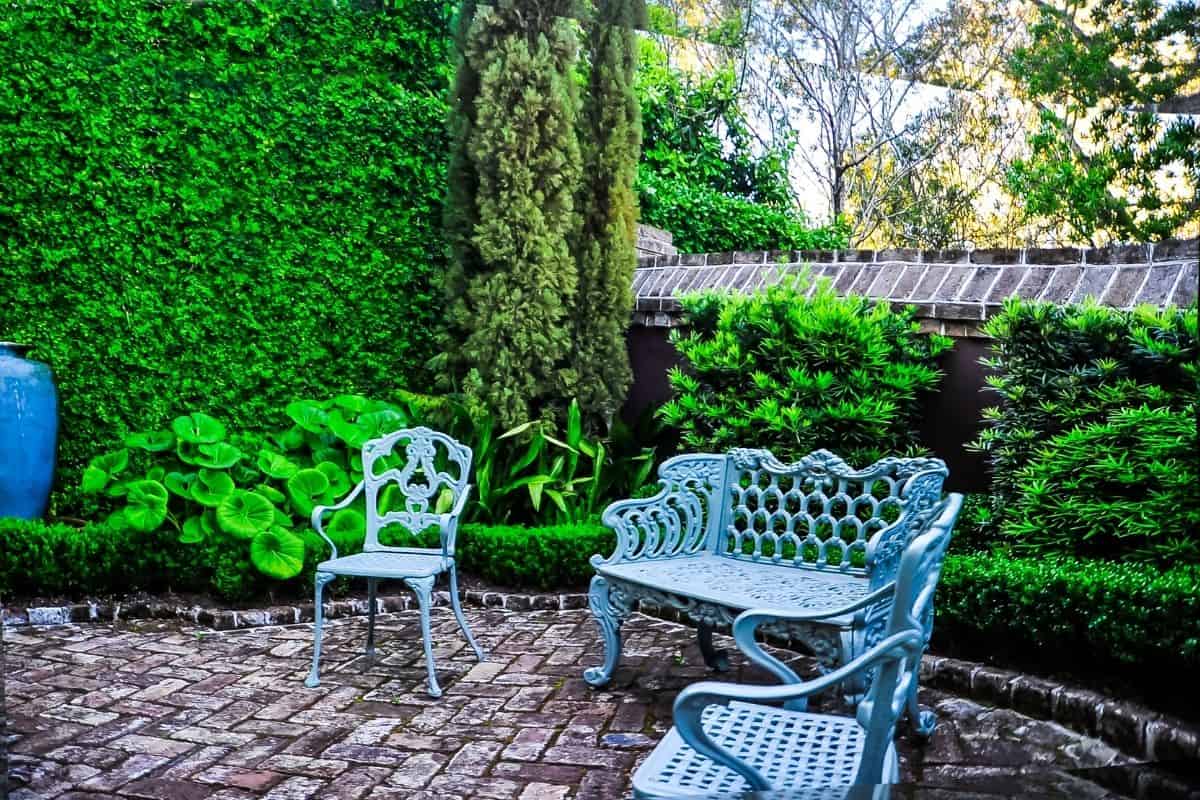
[5, 608, 1133, 798]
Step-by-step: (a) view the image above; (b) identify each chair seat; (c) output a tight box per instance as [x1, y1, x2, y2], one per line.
[633, 701, 889, 798]
[317, 549, 449, 579]
[598, 554, 870, 625]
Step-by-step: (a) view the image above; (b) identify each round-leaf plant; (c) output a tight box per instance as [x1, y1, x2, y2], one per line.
[216, 490, 276, 540]
[250, 528, 307, 580]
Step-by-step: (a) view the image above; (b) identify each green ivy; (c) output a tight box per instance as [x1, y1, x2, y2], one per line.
[0, 1, 453, 514]
[660, 273, 952, 465]
[454, 523, 615, 590]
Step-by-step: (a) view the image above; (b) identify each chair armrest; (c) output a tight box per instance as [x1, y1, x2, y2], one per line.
[731, 584, 897, 685]
[672, 628, 924, 791]
[310, 480, 366, 560]
[439, 485, 471, 557]
[591, 481, 709, 567]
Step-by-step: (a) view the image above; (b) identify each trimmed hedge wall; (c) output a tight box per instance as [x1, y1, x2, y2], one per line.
[0, 1, 452, 512]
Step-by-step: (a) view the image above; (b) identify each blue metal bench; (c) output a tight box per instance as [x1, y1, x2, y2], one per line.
[632, 494, 961, 797]
[584, 448, 950, 734]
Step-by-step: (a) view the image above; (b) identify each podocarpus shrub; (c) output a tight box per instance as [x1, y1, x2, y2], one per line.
[659, 274, 952, 465]
[970, 299, 1198, 557]
[0, 1, 451, 513]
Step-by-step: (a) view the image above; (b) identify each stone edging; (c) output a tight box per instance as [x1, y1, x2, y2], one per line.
[5, 591, 1198, 767]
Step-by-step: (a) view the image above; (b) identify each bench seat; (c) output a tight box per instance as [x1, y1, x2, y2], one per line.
[598, 554, 868, 627]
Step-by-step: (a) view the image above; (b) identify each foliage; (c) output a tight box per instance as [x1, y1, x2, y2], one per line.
[0, 1, 452, 514]
[636, 37, 793, 207]
[454, 522, 615, 590]
[1006, 0, 1200, 244]
[442, 0, 584, 428]
[78, 397, 435, 584]
[0, 517, 212, 600]
[573, 0, 644, 426]
[970, 299, 1199, 553]
[1001, 405, 1199, 562]
[636, 170, 852, 253]
[660, 273, 951, 465]
[937, 551, 1200, 693]
[77, 394, 656, 593]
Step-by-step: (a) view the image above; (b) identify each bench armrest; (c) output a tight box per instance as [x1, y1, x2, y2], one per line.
[731, 585, 897, 685]
[591, 481, 710, 567]
[672, 628, 923, 791]
[310, 480, 366, 560]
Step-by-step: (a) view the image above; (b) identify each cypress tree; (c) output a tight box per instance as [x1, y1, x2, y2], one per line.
[575, 0, 643, 427]
[444, 0, 584, 426]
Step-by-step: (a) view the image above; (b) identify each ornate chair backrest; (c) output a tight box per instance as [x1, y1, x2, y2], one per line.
[716, 448, 948, 575]
[361, 427, 472, 552]
[853, 493, 961, 784]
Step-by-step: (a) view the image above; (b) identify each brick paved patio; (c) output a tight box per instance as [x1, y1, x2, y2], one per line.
[5, 607, 1133, 799]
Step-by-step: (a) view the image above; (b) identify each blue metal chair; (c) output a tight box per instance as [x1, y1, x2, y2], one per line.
[631, 494, 961, 798]
[304, 427, 485, 697]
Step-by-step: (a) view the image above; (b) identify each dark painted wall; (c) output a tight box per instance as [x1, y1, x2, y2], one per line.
[623, 325, 993, 494]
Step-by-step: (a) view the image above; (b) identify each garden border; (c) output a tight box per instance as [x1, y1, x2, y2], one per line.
[4, 592, 1198, 767]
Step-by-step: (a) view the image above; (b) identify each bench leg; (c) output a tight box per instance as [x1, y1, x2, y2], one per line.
[304, 571, 336, 688]
[584, 575, 627, 688]
[697, 624, 730, 673]
[906, 674, 937, 739]
[365, 578, 378, 658]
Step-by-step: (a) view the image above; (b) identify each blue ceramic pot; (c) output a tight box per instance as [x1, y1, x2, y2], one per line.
[0, 342, 59, 519]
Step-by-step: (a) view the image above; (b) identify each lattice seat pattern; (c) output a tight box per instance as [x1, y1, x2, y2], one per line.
[635, 701, 869, 798]
[316, 550, 449, 580]
[584, 448, 950, 734]
[599, 555, 869, 623]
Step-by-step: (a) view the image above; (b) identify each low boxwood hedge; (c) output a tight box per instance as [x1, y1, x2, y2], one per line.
[5, 516, 1196, 698]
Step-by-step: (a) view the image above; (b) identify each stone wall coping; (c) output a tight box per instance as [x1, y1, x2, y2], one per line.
[632, 238, 1198, 330]
[6, 593, 1199, 767]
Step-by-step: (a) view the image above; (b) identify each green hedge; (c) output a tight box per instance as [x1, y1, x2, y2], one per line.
[0, 1, 452, 513]
[936, 551, 1200, 682]
[0, 517, 613, 601]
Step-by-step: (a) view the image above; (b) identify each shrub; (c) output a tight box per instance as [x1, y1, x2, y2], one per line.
[972, 300, 1197, 504]
[970, 298, 1198, 557]
[1002, 406, 1199, 562]
[936, 551, 1200, 691]
[637, 169, 850, 253]
[455, 523, 615, 590]
[0, 1, 452, 514]
[659, 273, 952, 465]
[0, 516, 612, 600]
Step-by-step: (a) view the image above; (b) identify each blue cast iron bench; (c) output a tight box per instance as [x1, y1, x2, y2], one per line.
[584, 448, 951, 734]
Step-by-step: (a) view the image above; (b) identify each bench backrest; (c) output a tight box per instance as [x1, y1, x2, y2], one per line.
[696, 448, 947, 577]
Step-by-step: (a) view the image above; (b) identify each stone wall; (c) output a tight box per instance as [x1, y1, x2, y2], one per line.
[631, 238, 1198, 335]
[634, 223, 677, 257]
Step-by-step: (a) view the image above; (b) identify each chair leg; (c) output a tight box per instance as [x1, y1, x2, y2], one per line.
[584, 575, 629, 688]
[305, 571, 336, 688]
[697, 623, 730, 672]
[366, 578, 378, 658]
[405, 575, 442, 698]
[448, 563, 485, 662]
